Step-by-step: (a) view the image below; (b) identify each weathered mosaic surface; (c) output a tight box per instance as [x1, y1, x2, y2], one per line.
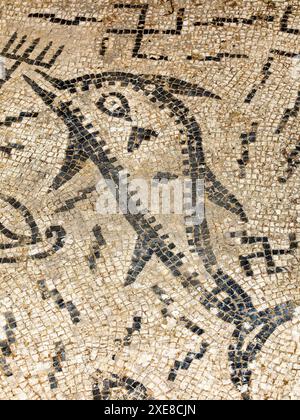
[0, 0, 299, 401]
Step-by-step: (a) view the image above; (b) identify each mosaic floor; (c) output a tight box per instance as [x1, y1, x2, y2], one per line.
[0, 0, 299, 401]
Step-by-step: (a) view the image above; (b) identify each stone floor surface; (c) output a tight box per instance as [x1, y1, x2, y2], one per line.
[0, 0, 299, 400]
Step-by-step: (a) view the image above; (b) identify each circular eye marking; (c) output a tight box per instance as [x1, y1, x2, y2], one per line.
[96, 92, 132, 121]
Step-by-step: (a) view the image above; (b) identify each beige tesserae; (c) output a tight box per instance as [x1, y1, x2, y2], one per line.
[0, 0, 299, 401]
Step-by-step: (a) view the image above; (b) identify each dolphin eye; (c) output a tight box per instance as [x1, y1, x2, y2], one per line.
[96, 92, 132, 121]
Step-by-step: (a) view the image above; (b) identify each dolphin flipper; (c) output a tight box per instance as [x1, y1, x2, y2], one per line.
[205, 167, 248, 223]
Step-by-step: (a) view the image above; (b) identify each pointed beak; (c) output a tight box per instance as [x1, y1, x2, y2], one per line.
[23, 75, 57, 107]
[35, 69, 65, 90]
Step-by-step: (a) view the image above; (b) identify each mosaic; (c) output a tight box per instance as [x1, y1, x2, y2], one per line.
[0, 0, 299, 401]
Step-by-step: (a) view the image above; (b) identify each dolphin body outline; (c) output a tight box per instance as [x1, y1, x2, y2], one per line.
[23, 71, 296, 399]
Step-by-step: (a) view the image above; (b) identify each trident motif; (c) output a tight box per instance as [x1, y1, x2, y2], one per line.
[0, 32, 64, 89]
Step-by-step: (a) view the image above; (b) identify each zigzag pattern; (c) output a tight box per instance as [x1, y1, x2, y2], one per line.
[28, 13, 100, 25]
[0, 112, 39, 127]
[168, 343, 209, 382]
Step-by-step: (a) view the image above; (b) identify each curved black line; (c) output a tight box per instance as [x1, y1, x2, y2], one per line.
[31, 226, 66, 260]
[0, 222, 20, 241]
[0, 193, 41, 246]
[25, 71, 296, 399]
